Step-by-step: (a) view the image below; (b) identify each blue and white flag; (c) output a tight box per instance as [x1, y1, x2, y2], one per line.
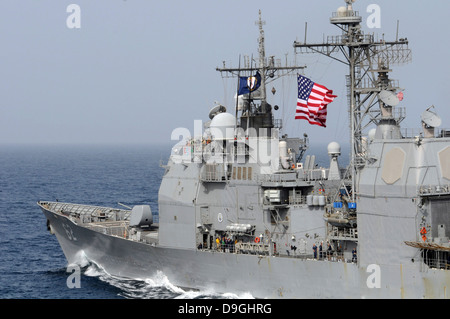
[238, 72, 261, 95]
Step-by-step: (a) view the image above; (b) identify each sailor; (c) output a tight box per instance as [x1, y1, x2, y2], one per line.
[327, 243, 332, 259]
[319, 242, 323, 259]
[229, 238, 235, 253]
[226, 237, 232, 253]
[352, 248, 357, 263]
[313, 244, 317, 259]
[216, 237, 220, 250]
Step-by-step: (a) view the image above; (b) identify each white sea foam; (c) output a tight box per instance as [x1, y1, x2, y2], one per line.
[70, 250, 90, 268]
[73, 255, 254, 299]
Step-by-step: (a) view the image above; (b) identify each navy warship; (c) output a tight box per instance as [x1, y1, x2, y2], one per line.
[39, 0, 450, 298]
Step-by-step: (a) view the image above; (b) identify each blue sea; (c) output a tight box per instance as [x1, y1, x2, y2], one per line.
[0, 143, 343, 299]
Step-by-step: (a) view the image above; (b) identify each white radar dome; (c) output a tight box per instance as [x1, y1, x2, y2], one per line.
[210, 112, 236, 140]
[327, 141, 341, 156]
[336, 6, 347, 17]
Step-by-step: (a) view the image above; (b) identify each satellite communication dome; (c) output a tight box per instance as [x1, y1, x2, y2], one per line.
[327, 141, 341, 156]
[210, 112, 236, 140]
[336, 6, 347, 17]
[209, 104, 227, 119]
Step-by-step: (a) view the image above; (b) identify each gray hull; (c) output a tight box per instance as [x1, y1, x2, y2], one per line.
[41, 205, 450, 299]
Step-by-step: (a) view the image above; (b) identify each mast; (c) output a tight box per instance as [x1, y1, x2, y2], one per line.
[217, 10, 305, 136]
[293, 0, 411, 201]
[257, 10, 267, 104]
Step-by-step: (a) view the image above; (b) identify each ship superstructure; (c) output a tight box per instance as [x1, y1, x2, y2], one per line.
[38, 1, 450, 298]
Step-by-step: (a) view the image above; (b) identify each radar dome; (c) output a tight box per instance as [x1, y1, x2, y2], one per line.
[210, 112, 236, 140]
[209, 104, 226, 119]
[336, 6, 347, 17]
[327, 142, 341, 156]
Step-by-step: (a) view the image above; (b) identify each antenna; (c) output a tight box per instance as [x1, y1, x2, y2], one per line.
[421, 106, 441, 138]
[345, 0, 356, 10]
[294, 0, 411, 201]
[421, 106, 441, 128]
[209, 103, 227, 120]
[378, 90, 400, 107]
[216, 11, 306, 135]
[304, 22, 307, 44]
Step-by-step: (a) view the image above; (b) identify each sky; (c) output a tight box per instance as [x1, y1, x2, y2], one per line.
[0, 0, 449, 147]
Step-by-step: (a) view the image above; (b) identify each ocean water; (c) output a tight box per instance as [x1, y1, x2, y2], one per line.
[0, 143, 343, 299]
[0, 144, 169, 299]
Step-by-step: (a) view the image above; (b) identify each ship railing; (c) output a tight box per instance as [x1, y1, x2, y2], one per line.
[311, 250, 349, 263]
[258, 168, 329, 183]
[326, 33, 373, 45]
[257, 172, 297, 183]
[331, 10, 361, 19]
[418, 184, 450, 196]
[355, 78, 400, 92]
[204, 241, 270, 255]
[288, 195, 307, 205]
[439, 129, 450, 138]
[401, 128, 450, 139]
[405, 242, 450, 270]
[327, 226, 358, 241]
[84, 222, 128, 238]
[202, 240, 357, 263]
[400, 128, 422, 139]
[235, 242, 270, 255]
[298, 168, 328, 181]
[279, 248, 353, 263]
[422, 256, 450, 270]
[392, 106, 406, 122]
[43, 201, 130, 222]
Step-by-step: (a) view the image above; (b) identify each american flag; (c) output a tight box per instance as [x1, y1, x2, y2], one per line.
[295, 75, 337, 127]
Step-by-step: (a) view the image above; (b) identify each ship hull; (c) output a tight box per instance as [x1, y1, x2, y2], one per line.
[41, 205, 450, 299]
